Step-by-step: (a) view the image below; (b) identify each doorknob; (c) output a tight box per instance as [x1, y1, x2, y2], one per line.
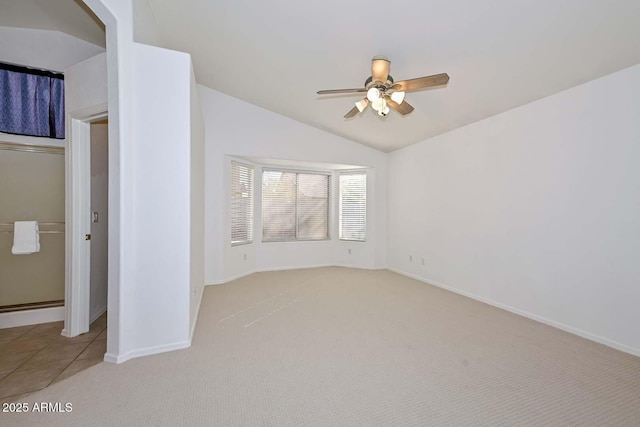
[85, 234, 91, 240]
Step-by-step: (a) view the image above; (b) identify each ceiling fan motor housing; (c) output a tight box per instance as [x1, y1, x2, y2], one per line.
[364, 75, 394, 91]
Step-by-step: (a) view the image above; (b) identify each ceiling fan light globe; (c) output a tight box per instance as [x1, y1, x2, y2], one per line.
[383, 105, 390, 115]
[371, 97, 385, 111]
[366, 87, 380, 102]
[390, 91, 405, 104]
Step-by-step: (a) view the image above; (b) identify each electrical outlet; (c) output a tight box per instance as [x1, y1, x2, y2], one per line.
[421, 258, 425, 266]
[409, 255, 413, 262]
[348, 248, 352, 255]
[243, 253, 247, 261]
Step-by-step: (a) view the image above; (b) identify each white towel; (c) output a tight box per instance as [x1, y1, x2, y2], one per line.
[12, 221, 40, 255]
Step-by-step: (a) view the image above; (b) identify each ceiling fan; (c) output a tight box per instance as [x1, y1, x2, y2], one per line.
[317, 55, 450, 118]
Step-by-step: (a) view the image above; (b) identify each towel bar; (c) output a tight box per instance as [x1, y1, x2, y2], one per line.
[0, 222, 65, 234]
[0, 222, 65, 226]
[0, 230, 64, 234]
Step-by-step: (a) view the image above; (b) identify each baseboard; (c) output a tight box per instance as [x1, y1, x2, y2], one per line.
[103, 353, 118, 363]
[103, 340, 191, 364]
[256, 263, 333, 272]
[206, 269, 257, 285]
[207, 264, 388, 286]
[387, 267, 640, 358]
[0, 306, 65, 329]
[334, 264, 387, 270]
[206, 265, 333, 285]
[90, 305, 107, 324]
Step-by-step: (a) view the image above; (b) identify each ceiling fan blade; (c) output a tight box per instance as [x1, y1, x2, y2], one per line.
[344, 106, 360, 118]
[317, 88, 367, 95]
[391, 73, 450, 92]
[387, 98, 415, 115]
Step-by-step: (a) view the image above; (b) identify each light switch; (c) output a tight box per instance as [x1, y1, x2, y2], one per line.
[92, 212, 99, 223]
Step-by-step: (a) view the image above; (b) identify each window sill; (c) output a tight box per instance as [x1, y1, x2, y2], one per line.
[262, 238, 331, 243]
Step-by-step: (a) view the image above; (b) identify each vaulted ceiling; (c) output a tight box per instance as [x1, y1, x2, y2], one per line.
[2, 1, 639, 152]
[147, 0, 640, 151]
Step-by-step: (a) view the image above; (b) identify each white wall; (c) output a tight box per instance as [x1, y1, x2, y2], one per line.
[189, 64, 205, 335]
[200, 86, 388, 284]
[82, 0, 128, 363]
[90, 122, 109, 322]
[0, 26, 104, 72]
[132, 0, 162, 47]
[125, 42, 192, 357]
[81, 0, 204, 363]
[388, 64, 640, 355]
[65, 53, 108, 114]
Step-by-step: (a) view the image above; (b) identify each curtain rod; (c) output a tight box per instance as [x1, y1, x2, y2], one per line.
[0, 62, 64, 80]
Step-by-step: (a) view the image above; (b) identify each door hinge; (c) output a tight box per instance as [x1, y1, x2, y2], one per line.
[85, 234, 91, 240]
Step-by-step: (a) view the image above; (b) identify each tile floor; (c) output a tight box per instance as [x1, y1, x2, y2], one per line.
[0, 313, 106, 403]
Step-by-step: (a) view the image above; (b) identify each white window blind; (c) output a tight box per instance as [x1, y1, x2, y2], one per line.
[339, 172, 366, 241]
[297, 173, 330, 240]
[231, 162, 254, 245]
[262, 170, 329, 242]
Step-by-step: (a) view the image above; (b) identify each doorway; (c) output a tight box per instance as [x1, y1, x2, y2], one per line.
[64, 111, 108, 340]
[89, 120, 108, 325]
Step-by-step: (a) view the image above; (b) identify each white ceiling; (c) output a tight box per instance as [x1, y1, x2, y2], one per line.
[148, 0, 640, 152]
[0, 0, 105, 47]
[2, 1, 638, 152]
[0, 26, 104, 72]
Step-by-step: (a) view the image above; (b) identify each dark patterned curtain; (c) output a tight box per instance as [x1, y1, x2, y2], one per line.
[0, 63, 65, 139]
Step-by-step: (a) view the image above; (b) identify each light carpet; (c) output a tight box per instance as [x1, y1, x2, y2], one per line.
[4, 267, 640, 426]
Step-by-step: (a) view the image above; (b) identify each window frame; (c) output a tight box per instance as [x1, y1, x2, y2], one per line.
[339, 170, 367, 242]
[230, 161, 254, 247]
[261, 168, 331, 243]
